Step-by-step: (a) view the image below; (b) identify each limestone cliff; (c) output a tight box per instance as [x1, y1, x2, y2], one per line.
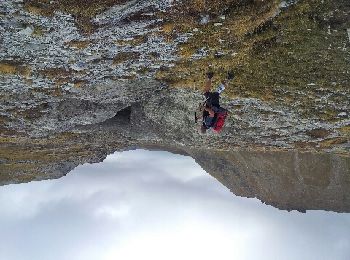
[0, 0, 349, 212]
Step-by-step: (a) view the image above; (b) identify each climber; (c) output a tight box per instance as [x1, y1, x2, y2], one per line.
[198, 71, 234, 134]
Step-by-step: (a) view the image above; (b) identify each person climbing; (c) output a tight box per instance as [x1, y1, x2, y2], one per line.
[199, 70, 234, 134]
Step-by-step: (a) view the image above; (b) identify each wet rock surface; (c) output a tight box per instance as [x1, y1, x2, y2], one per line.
[0, 0, 349, 212]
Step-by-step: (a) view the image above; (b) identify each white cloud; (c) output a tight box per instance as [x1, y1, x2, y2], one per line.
[0, 150, 349, 260]
[94, 204, 131, 219]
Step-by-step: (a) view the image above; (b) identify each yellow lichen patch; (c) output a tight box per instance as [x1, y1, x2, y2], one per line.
[0, 136, 20, 143]
[115, 35, 148, 46]
[32, 26, 44, 36]
[294, 141, 317, 149]
[52, 86, 63, 97]
[54, 0, 128, 18]
[25, 0, 130, 33]
[260, 88, 276, 101]
[162, 22, 175, 34]
[24, 0, 54, 16]
[319, 109, 339, 122]
[54, 131, 80, 142]
[0, 61, 32, 77]
[55, 78, 70, 85]
[137, 66, 150, 75]
[40, 67, 73, 80]
[65, 40, 91, 49]
[54, 0, 130, 33]
[25, 5, 44, 15]
[73, 80, 88, 88]
[113, 52, 141, 64]
[307, 129, 331, 139]
[192, 0, 206, 11]
[179, 49, 195, 59]
[21, 67, 32, 78]
[0, 62, 17, 74]
[339, 126, 350, 137]
[319, 137, 348, 148]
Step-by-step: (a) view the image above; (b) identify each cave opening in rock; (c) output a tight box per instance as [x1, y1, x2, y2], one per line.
[114, 106, 132, 121]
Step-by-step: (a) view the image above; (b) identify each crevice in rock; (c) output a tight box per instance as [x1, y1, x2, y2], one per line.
[98, 105, 133, 128]
[113, 105, 132, 122]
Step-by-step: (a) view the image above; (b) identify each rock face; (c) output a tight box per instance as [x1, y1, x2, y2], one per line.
[0, 0, 349, 212]
[190, 149, 350, 212]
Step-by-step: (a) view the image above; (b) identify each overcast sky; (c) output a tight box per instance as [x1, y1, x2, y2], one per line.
[0, 149, 349, 260]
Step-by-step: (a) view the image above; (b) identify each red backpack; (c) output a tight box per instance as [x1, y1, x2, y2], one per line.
[213, 108, 228, 132]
